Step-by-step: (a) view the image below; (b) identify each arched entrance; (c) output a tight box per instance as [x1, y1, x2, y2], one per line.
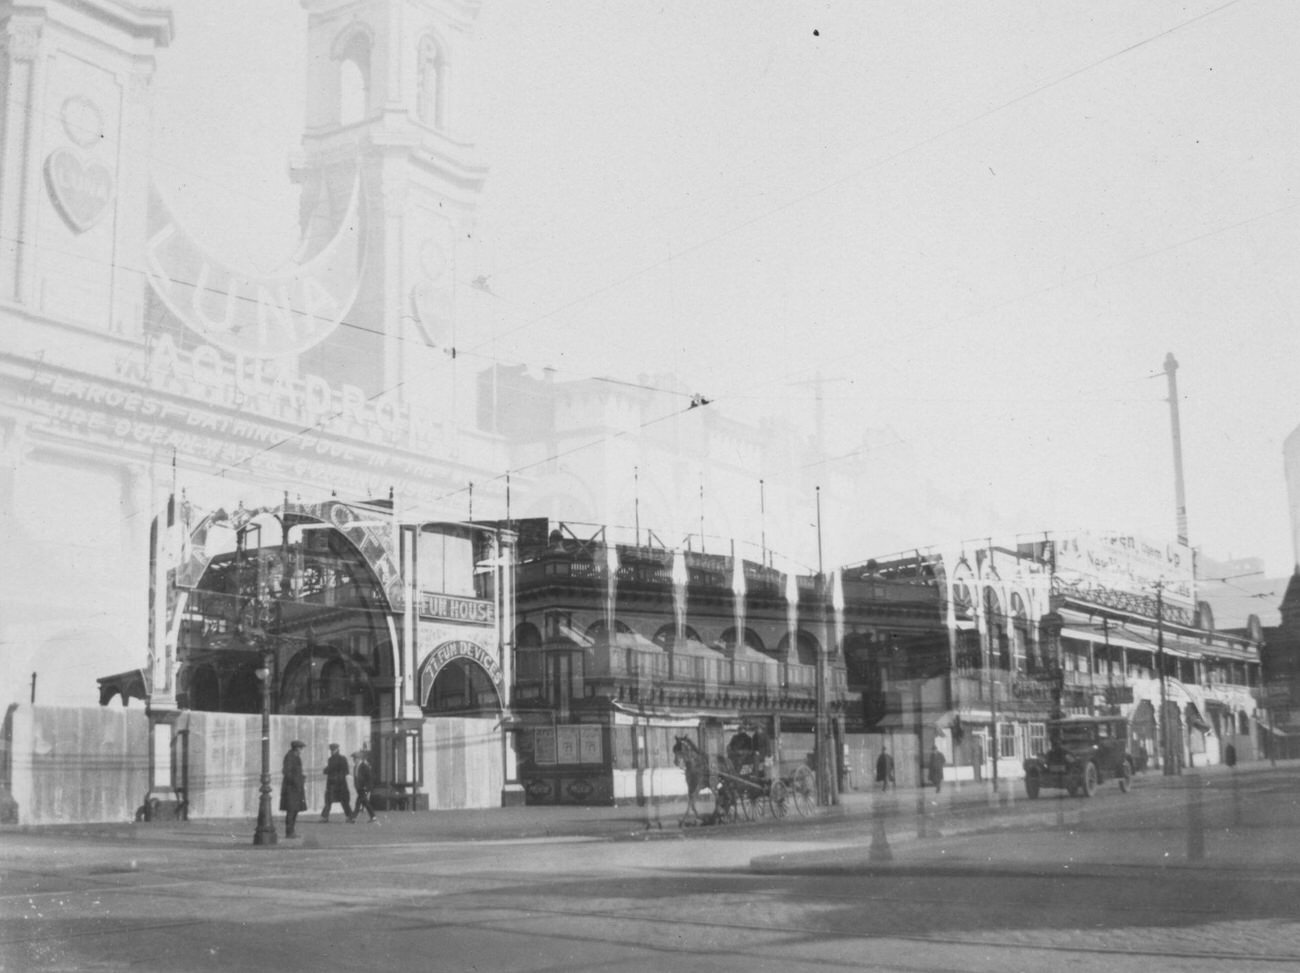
[172, 501, 400, 720]
[416, 641, 505, 809]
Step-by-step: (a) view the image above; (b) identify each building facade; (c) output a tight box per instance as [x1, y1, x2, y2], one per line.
[854, 532, 1267, 787]
[503, 520, 953, 805]
[0, 0, 887, 816]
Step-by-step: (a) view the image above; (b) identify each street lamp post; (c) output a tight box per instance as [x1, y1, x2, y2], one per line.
[252, 644, 277, 846]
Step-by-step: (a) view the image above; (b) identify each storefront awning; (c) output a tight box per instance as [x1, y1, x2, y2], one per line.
[1061, 625, 1152, 652]
[1058, 611, 1204, 657]
[871, 711, 952, 731]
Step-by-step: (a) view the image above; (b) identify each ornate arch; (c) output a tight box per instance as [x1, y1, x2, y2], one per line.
[417, 639, 504, 714]
[167, 499, 402, 715]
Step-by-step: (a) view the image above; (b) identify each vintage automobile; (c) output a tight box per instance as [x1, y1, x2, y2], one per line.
[1022, 715, 1134, 799]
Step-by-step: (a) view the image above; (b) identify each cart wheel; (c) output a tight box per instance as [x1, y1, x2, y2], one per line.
[791, 765, 816, 816]
[737, 786, 757, 821]
[769, 778, 789, 818]
[749, 788, 767, 820]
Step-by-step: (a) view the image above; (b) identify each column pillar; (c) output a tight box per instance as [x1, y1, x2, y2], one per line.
[141, 456, 182, 820]
[0, 18, 42, 303]
[498, 529, 524, 805]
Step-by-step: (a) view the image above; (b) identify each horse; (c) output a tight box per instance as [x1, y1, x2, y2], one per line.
[672, 735, 714, 825]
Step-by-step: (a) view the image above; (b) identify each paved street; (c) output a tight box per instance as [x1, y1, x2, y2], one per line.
[2, 761, 1298, 972]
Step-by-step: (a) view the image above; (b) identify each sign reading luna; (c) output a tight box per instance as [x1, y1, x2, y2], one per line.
[418, 640, 505, 706]
[143, 180, 364, 358]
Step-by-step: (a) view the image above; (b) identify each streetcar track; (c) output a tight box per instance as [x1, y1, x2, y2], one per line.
[372, 895, 1300, 966]
[5, 862, 1296, 966]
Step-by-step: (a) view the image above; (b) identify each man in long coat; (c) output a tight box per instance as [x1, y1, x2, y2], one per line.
[320, 743, 353, 822]
[279, 740, 307, 838]
[927, 743, 946, 793]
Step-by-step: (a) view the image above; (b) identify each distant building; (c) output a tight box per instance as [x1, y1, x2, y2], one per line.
[1261, 572, 1300, 759]
[855, 530, 1266, 784]
[505, 520, 945, 804]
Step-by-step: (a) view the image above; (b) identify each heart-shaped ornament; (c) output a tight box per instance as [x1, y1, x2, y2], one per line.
[44, 147, 114, 233]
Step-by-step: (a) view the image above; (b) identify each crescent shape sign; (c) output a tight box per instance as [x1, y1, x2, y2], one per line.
[143, 177, 365, 359]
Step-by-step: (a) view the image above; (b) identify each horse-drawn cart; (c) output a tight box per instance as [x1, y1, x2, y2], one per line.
[673, 735, 817, 825]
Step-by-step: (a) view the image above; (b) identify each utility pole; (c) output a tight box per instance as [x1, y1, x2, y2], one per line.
[1155, 581, 1178, 776]
[1164, 353, 1189, 548]
[812, 486, 838, 807]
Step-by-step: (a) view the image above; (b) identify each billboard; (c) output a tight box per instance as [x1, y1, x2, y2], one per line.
[1051, 531, 1195, 612]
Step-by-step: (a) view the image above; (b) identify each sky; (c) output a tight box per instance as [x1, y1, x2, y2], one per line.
[149, 0, 1300, 578]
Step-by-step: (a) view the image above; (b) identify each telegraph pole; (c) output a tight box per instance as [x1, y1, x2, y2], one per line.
[1164, 353, 1189, 548]
[1155, 581, 1178, 776]
[814, 486, 829, 805]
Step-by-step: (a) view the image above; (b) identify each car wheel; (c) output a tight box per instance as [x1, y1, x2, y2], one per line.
[1025, 775, 1040, 799]
[1081, 761, 1098, 798]
[1117, 759, 1132, 794]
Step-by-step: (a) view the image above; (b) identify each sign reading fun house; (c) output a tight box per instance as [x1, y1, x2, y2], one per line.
[418, 592, 495, 625]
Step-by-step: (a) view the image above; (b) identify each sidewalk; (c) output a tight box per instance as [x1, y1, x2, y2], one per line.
[4, 759, 1295, 870]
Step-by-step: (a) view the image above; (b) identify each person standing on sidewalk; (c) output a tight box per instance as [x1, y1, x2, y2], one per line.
[320, 743, 353, 823]
[350, 748, 376, 823]
[875, 748, 895, 792]
[280, 740, 307, 838]
[927, 743, 946, 793]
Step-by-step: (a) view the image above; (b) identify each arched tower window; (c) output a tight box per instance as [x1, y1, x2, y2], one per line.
[337, 30, 371, 126]
[417, 34, 447, 129]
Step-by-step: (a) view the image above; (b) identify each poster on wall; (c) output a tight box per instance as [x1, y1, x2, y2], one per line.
[533, 728, 557, 765]
[578, 725, 603, 765]
[556, 726, 580, 764]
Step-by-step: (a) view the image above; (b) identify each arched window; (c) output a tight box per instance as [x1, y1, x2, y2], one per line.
[1009, 592, 1030, 673]
[776, 630, 820, 666]
[417, 34, 446, 128]
[652, 623, 700, 647]
[337, 31, 371, 125]
[585, 618, 631, 645]
[719, 627, 767, 654]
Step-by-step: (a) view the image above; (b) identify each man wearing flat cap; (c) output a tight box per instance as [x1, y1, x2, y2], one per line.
[351, 748, 376, 823]
[280, 740, 307, 838]
[320, 743, 354, 823]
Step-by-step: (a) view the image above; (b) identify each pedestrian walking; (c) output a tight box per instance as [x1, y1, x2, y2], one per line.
[280, 740, 307, 838]
[927, 743, 946, 793]
[351, 748, 376, 823]
[320, 743, 353, 822]
[875, 748, 895, 792]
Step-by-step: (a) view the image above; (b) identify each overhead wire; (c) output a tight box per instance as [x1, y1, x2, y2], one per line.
[460, 0, 1251, 364]
[6, 0, 1272, 545]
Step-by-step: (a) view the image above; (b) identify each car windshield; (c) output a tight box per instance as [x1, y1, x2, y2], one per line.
[1052, 724, 1097, 746]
